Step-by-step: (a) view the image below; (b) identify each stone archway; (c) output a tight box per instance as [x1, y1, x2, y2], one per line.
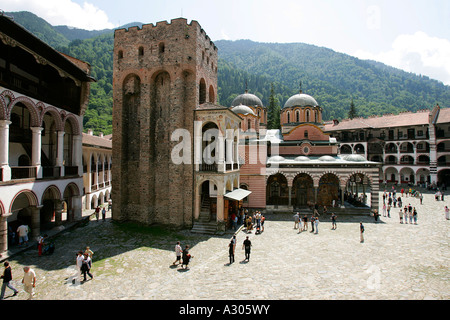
[266, 173, 288, 206]
[317, 173, 340, 206]
[292, 173, 314, 208]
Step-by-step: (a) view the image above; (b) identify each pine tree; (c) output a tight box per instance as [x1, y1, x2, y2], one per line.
[267, 83, 281, 129]
[348, 98, 358, 119]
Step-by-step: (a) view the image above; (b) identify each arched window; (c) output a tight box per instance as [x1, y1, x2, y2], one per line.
[296, 111, 300, 122]
[287, 112, 290, 123]
[199, 79, 206, 104]
[304, 130, 308, 138]
[306, 110, 310, 122]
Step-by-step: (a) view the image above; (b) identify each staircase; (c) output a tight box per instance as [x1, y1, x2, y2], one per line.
[191, 197, 218, 234]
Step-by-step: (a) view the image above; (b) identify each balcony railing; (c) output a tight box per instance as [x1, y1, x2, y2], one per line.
[11, 166, 37, 180]
[199, 164, 218, 172]
[43, 166, 61, 178]
[64, 166, 79, 176]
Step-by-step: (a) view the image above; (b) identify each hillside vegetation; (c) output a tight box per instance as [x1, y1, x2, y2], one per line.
[6, 11, 450, 135]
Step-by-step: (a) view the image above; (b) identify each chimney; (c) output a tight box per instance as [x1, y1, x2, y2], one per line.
[88, 129, 93, 135]
[99, 132, 104, 138]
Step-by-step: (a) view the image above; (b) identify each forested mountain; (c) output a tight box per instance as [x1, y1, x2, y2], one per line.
[5, 11, 450, 135]
[216, 40, 450, 121]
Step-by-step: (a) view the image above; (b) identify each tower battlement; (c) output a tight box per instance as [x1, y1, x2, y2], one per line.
[114, 18, 217, 52]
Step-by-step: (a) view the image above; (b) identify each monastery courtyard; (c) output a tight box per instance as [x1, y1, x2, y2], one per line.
[1, 190, 448, 301]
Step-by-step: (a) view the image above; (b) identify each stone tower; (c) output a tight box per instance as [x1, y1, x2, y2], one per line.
[112, 18, 218, 228]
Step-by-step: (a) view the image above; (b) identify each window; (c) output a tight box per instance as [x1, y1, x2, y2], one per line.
[118, 50, 123, 59]
[159, 42, 165, 53]
[287, 112, 290, 123]
[138, 46, 144, 56]
[306, 110, 310, 122]
[296, 111, 300, 122]
[304, 130, 308, 138]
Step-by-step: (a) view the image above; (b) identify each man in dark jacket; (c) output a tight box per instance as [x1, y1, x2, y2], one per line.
[0, 261, 19, 299]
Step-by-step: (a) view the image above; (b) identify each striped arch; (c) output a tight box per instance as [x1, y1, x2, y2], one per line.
[0, 200, 5, 217]
[0, 95, 7, 120]
[8, 96, 41, 127]
[41, 105, 64, 131]
[343, 171, 374, 186]
[0, 90, 16, 120]
[64, 182, 80, 197]
[61, 112, 81, 135]
[42, 185, 62, 202]
[9, 189, 40, 213]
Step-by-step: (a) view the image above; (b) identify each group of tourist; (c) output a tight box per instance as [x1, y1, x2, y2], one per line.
[172, 241, 193, 270]
[1, 262, 36, 300]
[226, 234, 252, 264]
[243, 211, 265, 234]
[71, 246, 94, 284]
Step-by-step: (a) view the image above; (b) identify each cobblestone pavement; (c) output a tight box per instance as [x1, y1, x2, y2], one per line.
[1, 191, 449, 300]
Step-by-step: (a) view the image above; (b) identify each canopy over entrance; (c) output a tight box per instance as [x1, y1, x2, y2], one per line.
[224, 188, 252, 201]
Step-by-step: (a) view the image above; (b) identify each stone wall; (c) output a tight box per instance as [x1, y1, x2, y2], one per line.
[112, 18, 218, 228]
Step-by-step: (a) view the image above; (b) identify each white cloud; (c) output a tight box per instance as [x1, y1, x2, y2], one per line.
[1, 0, 116, 30]
[355, 31, 450, 85]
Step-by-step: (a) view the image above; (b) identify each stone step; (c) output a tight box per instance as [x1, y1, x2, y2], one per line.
[191, 221, 218, 234]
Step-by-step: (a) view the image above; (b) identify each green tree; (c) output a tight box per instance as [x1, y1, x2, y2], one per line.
[267, 83, 281, 129]
[348, 98, 358, 119]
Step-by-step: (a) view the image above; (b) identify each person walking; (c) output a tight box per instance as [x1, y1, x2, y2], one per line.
[94, 206, 100, 221]
[399, 208, 403, 224]
[70, 251, 83, 285]
[22, 266, 36, 300]
[293, 212, 300, 229]
[242, 236, 252, 261]
[16, 223, 29, 246]
[310, 216, 315, 233]
[85, 246, 94, 260]
[445, 206, 450, 220]
[181, 245, 192, 269]
[331, 213, 337, 230]
[0, 261, 19, 300]
[360, 222, 365, 243]
[173, 241, 182, 266]
[228, 240, 235, 264]
[81, 253, 93, 282]
[413, 208, 418, 225]
[302, 215, 308, 231]
[314, 217, 319, 234]
[37, 234, 47, 257]
[102, 206, 106, 220]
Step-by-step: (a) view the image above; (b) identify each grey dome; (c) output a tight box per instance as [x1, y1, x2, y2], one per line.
[343, 154, 367, 162]
[231, 91, 264, 108]
[283, 93, 319, 109]
[231, 105, 256, 116]
[318, 155, 336, 162]
[295, 156, 310, 162]
[268, 156, 285, 162]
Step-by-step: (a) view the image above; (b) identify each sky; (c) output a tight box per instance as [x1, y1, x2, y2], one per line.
[2, 0, 450, 85]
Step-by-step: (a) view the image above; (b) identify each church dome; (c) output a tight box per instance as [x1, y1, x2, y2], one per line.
[268, 156, 285, 162]
[343, 154, 367, 162]
[295, 156, 310, 162]
[283, 93, 319, 109]
[318, 155, 336, 162]
[231, 91, 264, 108]
[231, 105, 256, 116]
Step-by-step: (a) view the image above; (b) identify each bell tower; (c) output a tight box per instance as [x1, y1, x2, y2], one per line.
[112, 18, 218, 227]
